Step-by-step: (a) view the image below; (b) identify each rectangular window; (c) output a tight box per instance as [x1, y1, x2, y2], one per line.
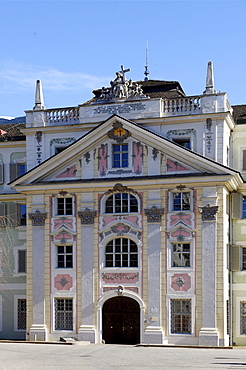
[17, 299, 26, 330]
[240, 302, 246, 334]
[173, 138, 191, 149]
[57, 245, 73, 268]
[55, 298, 73, 330]
[57, 198, 73, 216]
[113, 144, 128, 168]
[173, 192, 190, 211]
[9, 163, 26, 182]
[18, 250, 26, 273]
[242, 248, 246, 270]
[171, 299, 191, 334]
[172, 243, 190, 267]
[243, 198, 246, 218]
[20, 204, 26, 226]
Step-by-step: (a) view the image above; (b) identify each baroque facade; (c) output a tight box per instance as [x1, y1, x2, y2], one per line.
[1, 63, 246, 345]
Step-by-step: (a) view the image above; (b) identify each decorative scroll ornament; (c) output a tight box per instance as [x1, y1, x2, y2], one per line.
[144, 206, 164, 223]
[198, 204, 219, 221]
[105, 183, 137, 196]
[107, 122, 131, 143]
[111, 222, 130, 235]
[95, 65, 148, 102]
[175, 276, 187, 288]
[78, 208, 97, 225]
[28, 210, 47, 226]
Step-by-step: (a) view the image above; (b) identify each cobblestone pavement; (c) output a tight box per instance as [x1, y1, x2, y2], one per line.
[0, 343, 246, 369]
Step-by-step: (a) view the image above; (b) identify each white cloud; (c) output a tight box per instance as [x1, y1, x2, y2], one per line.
[0, 60, 110, 94]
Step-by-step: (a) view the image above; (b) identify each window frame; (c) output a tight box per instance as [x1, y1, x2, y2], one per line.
[14, 295, 26, 332]
[172, 137, 191, 150]
[105, 192, 139, 214]
[169, 190, 192, 212]
[105, 238, 138, 268]
[112, 143, 129, 169]
[170, 299, 192, 335]
[171, 242, 191, 268]
[57, 245, 73, 269]
[54, 196, 74, 216]
[54, 297, 74, 331]
[13, 245, 27, 276]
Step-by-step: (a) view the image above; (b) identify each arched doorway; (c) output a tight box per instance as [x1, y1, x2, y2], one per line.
[102, 296, 140, 344]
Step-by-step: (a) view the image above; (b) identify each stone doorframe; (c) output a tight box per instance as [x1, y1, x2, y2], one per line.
[96, 290, 146, 344]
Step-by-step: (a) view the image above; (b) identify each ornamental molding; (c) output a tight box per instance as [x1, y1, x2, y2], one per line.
[166, 128, 197, 139]
[107, 122, 131, 143]
[105, 183, 137, 196]
[28, 210, 47, 226]
[78, 208, 97, 225]
[144, 206, 164, 223]
[110, 222, 130, 235]
[102, 272, 139, 281]
[198, 204, 219, 221]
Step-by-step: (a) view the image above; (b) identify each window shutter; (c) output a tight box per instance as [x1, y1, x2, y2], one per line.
[9, 202, 18, 225]
[232, 193, 242, 219]
[243, 150, 246, 171]
[9, 163, 17, 182]
[18, 250, 26, 273]
[230, 245, 241, 271]
[0, 163, 3, 184]
[0, 203, 6, 226]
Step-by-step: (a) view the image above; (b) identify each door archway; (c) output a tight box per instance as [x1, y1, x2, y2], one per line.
[102, 296, 140, 344]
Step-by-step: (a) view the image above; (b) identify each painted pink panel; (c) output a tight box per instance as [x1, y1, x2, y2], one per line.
[171, 230, 191, 238]
[54, 232, 73, 241]
[123, 216, 139, 227]
[98, 144, 108, 177]
[133, 142, 143, 175]
[171, 273, 191, 292]
[55, 274, 73, 290]
[170, 213, 192, 226]
[54, 218, 74, 230]
[103, 287, 138, 293]
[167, 158, 189, 172]
[102, 217, 118, 227]
[102, 273, 139, 284]
[56, 165, 77, 178]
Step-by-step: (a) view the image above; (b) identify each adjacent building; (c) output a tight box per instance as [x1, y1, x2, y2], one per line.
[1, 62, 246, 345]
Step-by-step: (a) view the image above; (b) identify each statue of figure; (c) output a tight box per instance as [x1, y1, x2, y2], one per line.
[95, 65, 149, 102]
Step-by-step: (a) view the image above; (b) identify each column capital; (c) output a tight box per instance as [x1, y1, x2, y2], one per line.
[198, 204, 219, 221]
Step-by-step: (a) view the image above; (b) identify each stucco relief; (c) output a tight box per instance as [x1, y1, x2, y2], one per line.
[52, 217, 76, 232]
[168, 213, 193, 228]
[56, 165, 77, 178]
[100, 215, 141, 229]
[171, 273, 191, 292]
[102, 272, 139, 283]
[98, 144, 108, 176]
[103, 287, 138, 294]
[166, 158, 189, 172]
[132, 142, 143, 174]
[55, 274, 73, 290]
[53, 231, 74, 243]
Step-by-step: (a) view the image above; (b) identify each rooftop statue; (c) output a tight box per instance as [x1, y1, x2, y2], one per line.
[96, 65, 148, 102]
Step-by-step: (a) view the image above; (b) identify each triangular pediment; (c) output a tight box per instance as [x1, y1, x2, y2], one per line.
[10, 114, 241, 190]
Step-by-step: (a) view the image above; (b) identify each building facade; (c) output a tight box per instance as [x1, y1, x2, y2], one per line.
[1, 63, 246, 345]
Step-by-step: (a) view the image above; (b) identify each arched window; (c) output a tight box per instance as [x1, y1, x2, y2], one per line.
[105, 193, 138, 214]
[105, 238, 138, 267]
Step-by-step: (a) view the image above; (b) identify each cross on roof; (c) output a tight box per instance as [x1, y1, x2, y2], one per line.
[120, 65, 131, 82]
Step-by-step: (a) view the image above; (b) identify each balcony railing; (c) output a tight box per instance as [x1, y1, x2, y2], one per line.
[46, 107, 79, 123]
[163, 96, 201, 116]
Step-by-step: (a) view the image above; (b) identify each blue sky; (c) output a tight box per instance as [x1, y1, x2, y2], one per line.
[0, 0, 246, 117]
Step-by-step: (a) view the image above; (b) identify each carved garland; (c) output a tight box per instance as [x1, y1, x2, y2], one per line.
[102, 273, 139, 280]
